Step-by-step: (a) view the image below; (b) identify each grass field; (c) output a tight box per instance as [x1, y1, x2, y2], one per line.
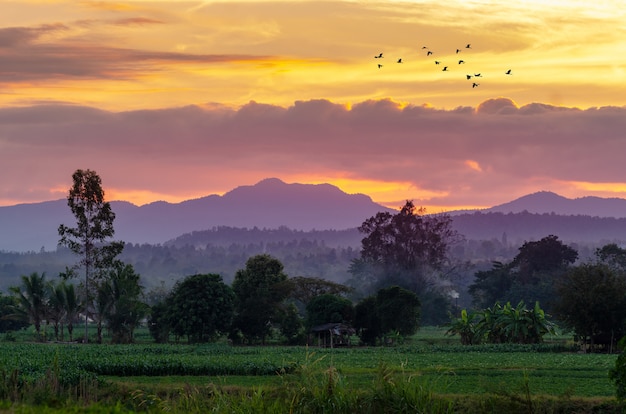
[0, 326, 623, 413]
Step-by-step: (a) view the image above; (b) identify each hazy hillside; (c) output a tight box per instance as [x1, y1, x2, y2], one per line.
[0, 178, 394, 252]
[485, 191, 626, 217]
[3, 180, 626, 253]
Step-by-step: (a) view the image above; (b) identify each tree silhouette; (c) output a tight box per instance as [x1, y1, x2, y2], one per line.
[58, 169, 124, 342]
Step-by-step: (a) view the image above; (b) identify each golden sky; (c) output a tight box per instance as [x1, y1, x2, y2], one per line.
[1, 0, 626, 212]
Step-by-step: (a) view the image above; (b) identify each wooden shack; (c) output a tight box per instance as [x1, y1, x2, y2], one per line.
[310, 323, 355, 348]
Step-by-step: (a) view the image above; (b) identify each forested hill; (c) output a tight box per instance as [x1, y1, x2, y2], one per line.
[2, 212, 626, 292]
[451, 211, 626, 246]
[165, 226, 362, 249]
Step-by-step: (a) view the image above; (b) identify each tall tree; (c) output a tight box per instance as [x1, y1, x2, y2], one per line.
[351, 200, 461, 296]
[232, 254, 290, 343]
[58, 169, 124, 342]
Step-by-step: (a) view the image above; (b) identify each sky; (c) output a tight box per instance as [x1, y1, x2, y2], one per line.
[1, 0, 626, 212]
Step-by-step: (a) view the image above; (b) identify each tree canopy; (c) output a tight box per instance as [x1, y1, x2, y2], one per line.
[354, 285, 421, 346]
[165, 273, 235, 343]
[555, 263, 626, 350]
[231, 254, 290, 343]
[58, 169, 124, 342]
[351, 200, 461, 297]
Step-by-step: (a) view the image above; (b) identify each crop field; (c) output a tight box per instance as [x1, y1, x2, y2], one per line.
[0, 327, 623, 413]
[0, 341, 616, 396]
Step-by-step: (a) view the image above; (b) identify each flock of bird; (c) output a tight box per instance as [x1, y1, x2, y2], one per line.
[373, 44, 512, 88]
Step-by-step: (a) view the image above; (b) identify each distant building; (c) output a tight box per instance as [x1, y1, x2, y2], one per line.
[310, 323, 356, 348]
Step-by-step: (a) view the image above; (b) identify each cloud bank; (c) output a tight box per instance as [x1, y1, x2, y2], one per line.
[1, 97, 625, 210]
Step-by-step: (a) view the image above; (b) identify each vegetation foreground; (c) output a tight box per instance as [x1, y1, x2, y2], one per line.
[0, 328, 624, 413]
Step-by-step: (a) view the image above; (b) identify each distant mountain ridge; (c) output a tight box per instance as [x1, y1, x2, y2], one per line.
[485, 191, 626, 217]
[2, 181, 626, 253]
[0, 178, 394, 252]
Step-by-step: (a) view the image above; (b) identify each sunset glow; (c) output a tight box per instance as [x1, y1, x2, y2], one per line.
[1, 0, 626, 213]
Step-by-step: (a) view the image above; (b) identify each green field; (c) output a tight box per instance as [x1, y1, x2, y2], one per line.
[0, 327, 623, 413]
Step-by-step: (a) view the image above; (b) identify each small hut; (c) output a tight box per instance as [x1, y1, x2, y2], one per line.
[310, 323, 355, 348]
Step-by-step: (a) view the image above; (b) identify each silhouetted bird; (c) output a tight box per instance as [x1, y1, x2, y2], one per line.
[434, 61, 441, 65]
[472, 82, 479, 88]
[442, 66, 448, 71]
[505, 69, 512, 75]
[427, 51, 433, 56]
[466, 44, 471, 48]
[378, 64, 383, 68]
[474, 73, 482, 77]
[458, 60, 465, 64]
[397, 58, 403, 63]
[466, 74, 472, 79]
[375, 53, 383, 58]
[422, 46, 428, 49]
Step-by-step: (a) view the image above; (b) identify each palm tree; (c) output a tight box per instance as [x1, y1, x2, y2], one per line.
[46, 280, 67, 341]
[63, 283, 81, 342]
[10, 272, 48, 341]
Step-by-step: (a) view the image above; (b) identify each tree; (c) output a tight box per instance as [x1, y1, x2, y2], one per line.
[63, 282, 81, 342]
[353, 285, 421, 346]
[280, 303, 305, 345]
[0, 292, 29, 333]
[46, 279, 67, 341]
[468, 235, 578, 313]
[510, 235, 578, 285]
[305, 294, 354, 330]
[468, 261, 513, 309]
[351, 200, 461, 296]
[58, 169, 124, 342]
[554, 263, 626, 351]
[376, 285, 421, 337]
[232, 255, 290, 343]
[167, 273, 235, 343]
[99, 263, 147, 344]
[286, 276, 352, 307]
[9, 272, 48, 340]
[596, 243, 626, 271]
[354, 296, 380, 346]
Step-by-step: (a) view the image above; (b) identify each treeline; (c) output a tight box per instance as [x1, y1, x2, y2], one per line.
[451, 210, 626, 245]
[0, 227, 607, 294]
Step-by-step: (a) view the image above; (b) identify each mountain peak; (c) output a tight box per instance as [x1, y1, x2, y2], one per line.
[487, 191, 626, 217]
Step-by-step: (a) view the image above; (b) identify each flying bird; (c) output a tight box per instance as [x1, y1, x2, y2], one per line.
[442, 66, 448, 71]
[374, 53, 383, 58]
[456, 49, 461, 54]
[466, 74, 472, 79]
[458, 60, 465, 64]
[422, 46, 428, 49]
[474, 73, 482, 77]
[466, 44, 471, 48]
[378, 64, 383, 68]
[472, 82, 479, 88]
[505, 69, 512, 75]
[397, 58, 403, 63]
[434, 61, 441, 65]
[427, 50, 433, 56]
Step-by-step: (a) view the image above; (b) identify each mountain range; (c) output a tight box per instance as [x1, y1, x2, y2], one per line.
[2, 178, 626, 253]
